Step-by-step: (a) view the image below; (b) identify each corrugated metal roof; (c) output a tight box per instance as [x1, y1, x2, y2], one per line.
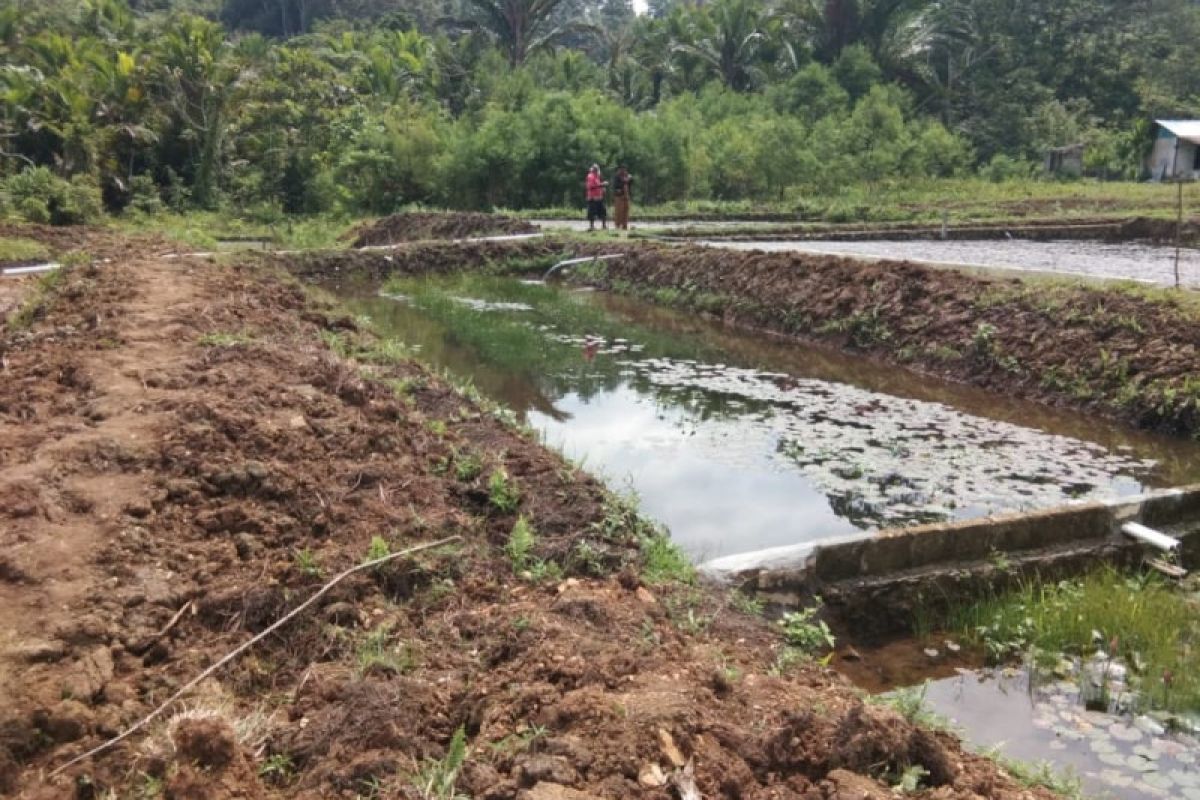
[1156, 119, 1200, 145]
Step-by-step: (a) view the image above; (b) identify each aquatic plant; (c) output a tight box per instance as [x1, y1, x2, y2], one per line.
[945, 566, 1200, 713]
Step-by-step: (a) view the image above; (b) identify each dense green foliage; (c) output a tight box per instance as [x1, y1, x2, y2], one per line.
[2, 0, 1199, 221]
[948, 567, 1200, 714]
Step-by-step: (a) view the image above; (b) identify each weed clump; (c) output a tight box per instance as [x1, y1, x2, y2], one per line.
[488, 467, 520, 512]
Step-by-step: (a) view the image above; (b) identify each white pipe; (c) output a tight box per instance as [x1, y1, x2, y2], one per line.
[1121, 522, 1181, 552]
[544, 253, 625, 280]
[1, 262, 61, 277]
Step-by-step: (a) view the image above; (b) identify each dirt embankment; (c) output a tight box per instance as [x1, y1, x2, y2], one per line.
[0, 227, 1050, 799]
[347, 212, 539, 248]
[659, 216, 1200, 245]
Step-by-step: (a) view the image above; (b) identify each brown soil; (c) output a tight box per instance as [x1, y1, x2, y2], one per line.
[0, 226, 1053, 799]
[347, 213, 539, 248]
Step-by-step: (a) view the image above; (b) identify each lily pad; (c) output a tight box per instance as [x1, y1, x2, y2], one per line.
[1129, 754, 1159, 773]
[1170, 770, 1200, 788]
[1133, 744, 1161, 760]
[1099, 752, 1128, 768]
[1144, 772, 1175, 790]
[1097, 768, 1134, 788]
[1090, 738, 1117, 754]
[1111, 723, 1144, 742]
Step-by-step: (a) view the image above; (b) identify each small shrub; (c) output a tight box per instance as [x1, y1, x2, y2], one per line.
[128, 174, 165, 215]
[4, 167, 103, 225]
[294, 548, 321, 577]
[364, 535, 391, 564]
[453, 450, 483, 481]
[506, 516, 536, 570]
[778, 601, 836, 654]
[488, 468, 520, 512]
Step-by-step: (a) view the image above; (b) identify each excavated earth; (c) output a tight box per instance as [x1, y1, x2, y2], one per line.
[347, 213, 539, 248]
[0, 226, 1056, 799]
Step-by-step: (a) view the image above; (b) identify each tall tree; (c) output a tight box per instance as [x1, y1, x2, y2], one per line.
[462, 0, 569, 66]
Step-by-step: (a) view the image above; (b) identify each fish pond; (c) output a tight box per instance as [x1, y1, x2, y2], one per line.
[346, 274, 1200, 561]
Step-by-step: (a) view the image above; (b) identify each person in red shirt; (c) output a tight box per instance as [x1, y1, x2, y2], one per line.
[585, 164, 608, 231]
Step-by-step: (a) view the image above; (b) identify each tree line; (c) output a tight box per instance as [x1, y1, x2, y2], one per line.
[2, 0, 1198, 221]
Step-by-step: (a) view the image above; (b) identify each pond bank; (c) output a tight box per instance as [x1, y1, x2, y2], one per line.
[280, 236, 1200, 441]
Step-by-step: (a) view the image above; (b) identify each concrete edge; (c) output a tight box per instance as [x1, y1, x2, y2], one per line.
[700, 484, 1200, 584]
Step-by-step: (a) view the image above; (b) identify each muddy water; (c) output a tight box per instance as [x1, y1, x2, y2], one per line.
[907, 667, 1200, 800]
[349, 276, 1200, 560]
[704, 239, 1200, 287]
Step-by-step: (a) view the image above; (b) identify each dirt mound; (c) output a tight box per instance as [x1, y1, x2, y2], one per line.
[348, 212, 539, 247]
[0, 226, 1050, 799]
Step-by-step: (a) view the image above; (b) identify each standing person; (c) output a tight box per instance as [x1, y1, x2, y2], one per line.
[585, 164, 608, 231]
[613, 165, 633, 230]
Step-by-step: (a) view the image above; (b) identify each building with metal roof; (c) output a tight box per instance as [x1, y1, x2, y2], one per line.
[1148, 120, 1200, 180]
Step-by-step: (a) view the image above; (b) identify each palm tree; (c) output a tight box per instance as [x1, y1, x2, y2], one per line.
[152, 16, 237, 207]
[462, 0, 570, 67]
[674, 0, 773, 92]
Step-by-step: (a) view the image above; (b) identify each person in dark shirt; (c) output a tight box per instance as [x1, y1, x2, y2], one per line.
[612, 165, 633, 230]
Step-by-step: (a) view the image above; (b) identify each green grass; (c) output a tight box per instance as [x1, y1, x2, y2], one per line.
[116, 210, 352, 251]
[355, 625, 413, 677]
[0, 236, 51, 262]
[945, 566, 1200, 713]
[639, 532, 695, 585]
[7, 263, 68, 329]
[518, 178, 1200, 228]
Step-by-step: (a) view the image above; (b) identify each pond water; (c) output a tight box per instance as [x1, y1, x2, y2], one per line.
[348, 275, 1200, 561]
[702, 239, 1200, 287]
[906, 665, 1200, 800]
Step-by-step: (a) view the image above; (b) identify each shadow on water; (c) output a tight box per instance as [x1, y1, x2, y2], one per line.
[346, 275, 1200, 561]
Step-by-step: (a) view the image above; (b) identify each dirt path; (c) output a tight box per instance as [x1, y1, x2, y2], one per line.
[0, 235, 1056, 799]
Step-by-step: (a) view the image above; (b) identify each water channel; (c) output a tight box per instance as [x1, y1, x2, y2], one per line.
[346, 274, 1200, 563]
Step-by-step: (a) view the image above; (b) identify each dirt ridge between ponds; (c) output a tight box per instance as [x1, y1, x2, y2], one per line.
[0, 226, 1052, 799]
[659, 215, 1200, 245]
[346, 212, 539, 248]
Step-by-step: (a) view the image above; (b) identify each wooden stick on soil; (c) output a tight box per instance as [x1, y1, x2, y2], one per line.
[52, 535, 463, 777]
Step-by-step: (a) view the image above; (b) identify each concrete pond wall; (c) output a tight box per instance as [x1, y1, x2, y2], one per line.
[703, 485, 1200, 635]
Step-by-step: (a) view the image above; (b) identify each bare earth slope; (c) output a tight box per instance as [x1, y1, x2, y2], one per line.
[0, 231, 1051, 799]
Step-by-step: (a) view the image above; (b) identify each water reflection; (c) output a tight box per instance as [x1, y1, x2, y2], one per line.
[348, 277, 1200, 559]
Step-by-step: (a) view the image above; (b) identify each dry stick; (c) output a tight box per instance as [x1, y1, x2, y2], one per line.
[52, 535, 462, 777]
